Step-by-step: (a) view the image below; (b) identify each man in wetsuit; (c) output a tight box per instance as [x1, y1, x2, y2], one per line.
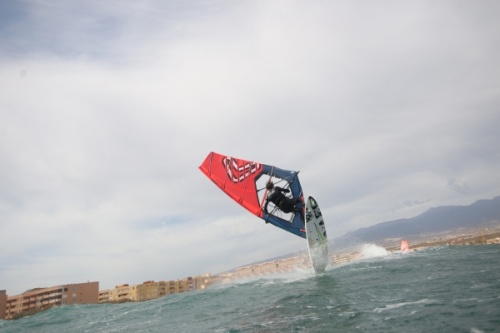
[264, 181, 304, 220]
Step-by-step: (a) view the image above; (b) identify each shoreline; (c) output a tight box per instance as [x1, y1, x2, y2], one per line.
[209, 230, 500, 284]
[3, 231, 499, 320]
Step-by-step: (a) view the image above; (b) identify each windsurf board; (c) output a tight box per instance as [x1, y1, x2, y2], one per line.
[305, 196, 329, 273]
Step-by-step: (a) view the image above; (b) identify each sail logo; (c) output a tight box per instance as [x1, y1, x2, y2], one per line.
[222, 157, 261, 183]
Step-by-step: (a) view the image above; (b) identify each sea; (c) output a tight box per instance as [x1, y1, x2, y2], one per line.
[1, 245, 499, 333]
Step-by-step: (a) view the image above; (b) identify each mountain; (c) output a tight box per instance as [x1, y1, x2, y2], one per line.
[338, 196, 500, 247]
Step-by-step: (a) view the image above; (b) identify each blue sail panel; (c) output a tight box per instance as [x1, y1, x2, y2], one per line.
[257, 165, 306, 239]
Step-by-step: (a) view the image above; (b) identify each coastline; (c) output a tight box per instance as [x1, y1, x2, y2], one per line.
[3, 230, 499, 320]
[209, 230, 500, 284]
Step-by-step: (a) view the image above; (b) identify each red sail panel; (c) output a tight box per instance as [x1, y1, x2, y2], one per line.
[199, 152, 264, 217]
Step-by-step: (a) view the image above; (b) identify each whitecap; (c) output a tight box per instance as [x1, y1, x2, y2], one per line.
[373, 299, 436, 313]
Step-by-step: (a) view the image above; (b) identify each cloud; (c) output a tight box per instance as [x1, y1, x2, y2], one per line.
[1, 0, 500, 294]
[447, 177, 471, 195]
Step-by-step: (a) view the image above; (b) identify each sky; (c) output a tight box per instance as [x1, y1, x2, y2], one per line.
[1, 0, 499, 295]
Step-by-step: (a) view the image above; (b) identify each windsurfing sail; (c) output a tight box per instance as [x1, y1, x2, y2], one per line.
[401, 239, 409, 252]
[199, 152, 306, 238]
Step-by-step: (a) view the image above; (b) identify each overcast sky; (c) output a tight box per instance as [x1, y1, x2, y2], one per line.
[1, 0, 499, 295]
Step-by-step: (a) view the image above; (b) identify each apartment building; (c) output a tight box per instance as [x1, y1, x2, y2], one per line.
[98, 280, 171, 302]
[0, 290, 6, 320]
[98, 283, 132, 303]
[192, 274, 211, 290]
[134, 280, 166, 301]
[3, 281, 99, 320]
[98, 276, 212, 303]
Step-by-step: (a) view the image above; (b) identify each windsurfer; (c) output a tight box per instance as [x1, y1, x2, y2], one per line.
[264, 181, 304, 221]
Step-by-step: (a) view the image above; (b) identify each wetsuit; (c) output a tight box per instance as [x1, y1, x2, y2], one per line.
[265, 187, 296, 214]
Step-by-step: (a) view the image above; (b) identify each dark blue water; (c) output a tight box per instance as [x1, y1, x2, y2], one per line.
[1, 245, 499, 332]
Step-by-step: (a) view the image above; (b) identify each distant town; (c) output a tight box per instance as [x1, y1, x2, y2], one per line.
[1, 228, 499, 320]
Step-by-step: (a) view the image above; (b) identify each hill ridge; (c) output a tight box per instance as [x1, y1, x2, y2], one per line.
[342, 196, 500, 245]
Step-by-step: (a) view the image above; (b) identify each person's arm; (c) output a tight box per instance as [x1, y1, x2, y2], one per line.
[264, 199, 270, 214]
[276, 186, 290, 194]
